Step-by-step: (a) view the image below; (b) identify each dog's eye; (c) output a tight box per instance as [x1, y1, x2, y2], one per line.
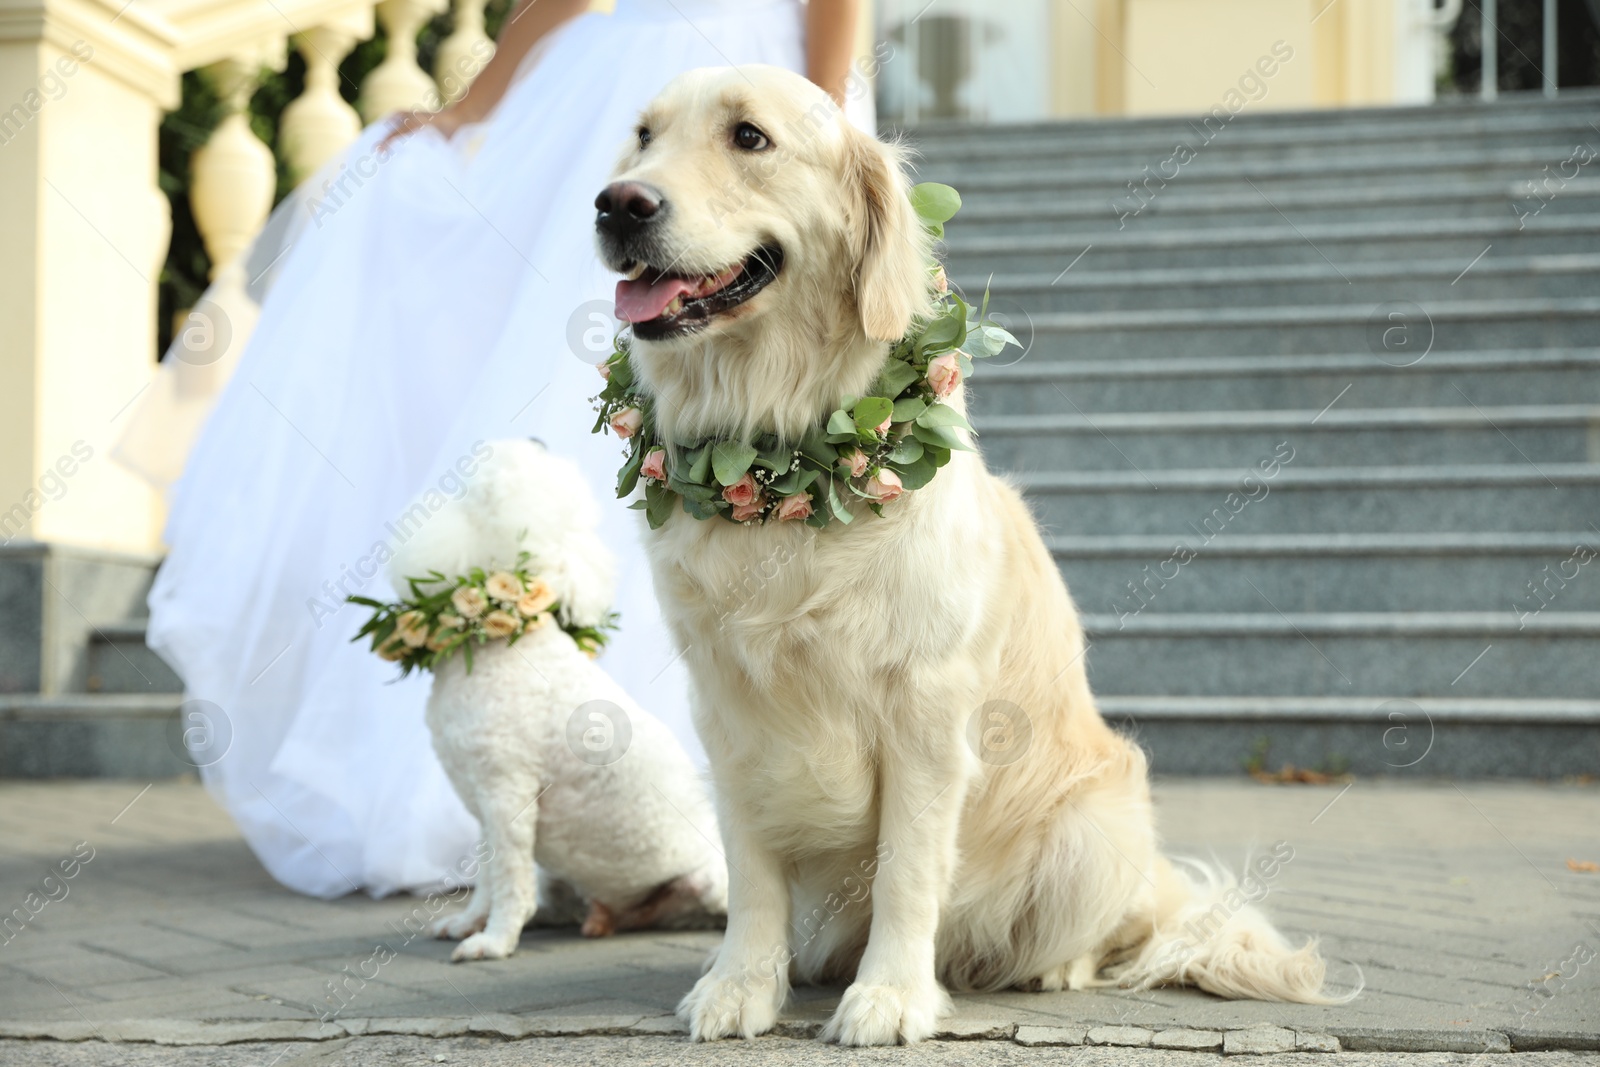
[732, 123, 770, 152]
[637, 127, 652, 150]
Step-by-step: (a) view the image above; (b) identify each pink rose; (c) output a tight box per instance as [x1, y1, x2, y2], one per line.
[933, 266, 948, 293]
[777, 493, 813, 521]
[641, 447, 666, 481]
[839, 449, 870, 479]
[722, 472, 758, 507]
[609, 406, 642, 439]
[865, 468, 903, 503]
[875, 415, 893, 437]
[730, 498, 766, 522]
[598, 362, 612, 380]
[927, 352, 962, 399]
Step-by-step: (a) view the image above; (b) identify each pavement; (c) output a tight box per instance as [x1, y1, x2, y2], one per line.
[1, 778, 1597, 1066]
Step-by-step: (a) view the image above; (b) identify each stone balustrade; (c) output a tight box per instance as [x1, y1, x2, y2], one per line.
[0, 0, 495, 554]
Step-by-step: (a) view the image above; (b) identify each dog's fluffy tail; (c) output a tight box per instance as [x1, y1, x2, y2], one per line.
[1115, 854, 1359, 1004]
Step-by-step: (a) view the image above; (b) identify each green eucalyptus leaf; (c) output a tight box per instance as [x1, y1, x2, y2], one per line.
[669, 477, 718, 502]
[826, 409, 856, 436]
[798, 424, 839, 466]
[686, 445, 712, 483]
[915, 404, 972, 432]
[768, 469, 802, 496]
[891, 454, 938, 490]
[909, 182, 961, 225]
[756, 441, 793, 473]
[682, 495, 721, 520]
[853, 396, 893, 432]
[918, 315, 961, 352]
[912, 422, 972, 452]
[891, 396, 928, 422]
[616, 445, 644, 498]
[888, 435, 924, 464]
[826, 477, 854, 525]
[711, 440, 758, 486]
[874, 359, 920, 397]
[644, 481, 675, 529]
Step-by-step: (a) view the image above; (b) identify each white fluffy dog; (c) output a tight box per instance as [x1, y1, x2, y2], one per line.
[386, 439, 727, 961]
[594, 67, 1340, 1044]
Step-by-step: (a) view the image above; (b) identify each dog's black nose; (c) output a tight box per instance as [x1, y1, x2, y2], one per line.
[595, 181, 666, 236]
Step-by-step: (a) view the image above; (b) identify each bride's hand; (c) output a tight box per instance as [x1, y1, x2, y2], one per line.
[376, 104, 476, 154]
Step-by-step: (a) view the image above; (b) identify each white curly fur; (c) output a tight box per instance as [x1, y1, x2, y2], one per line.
[389, 439, 727, 961]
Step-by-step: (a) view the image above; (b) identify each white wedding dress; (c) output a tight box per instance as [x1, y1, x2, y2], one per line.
[121, 0, 855, 899]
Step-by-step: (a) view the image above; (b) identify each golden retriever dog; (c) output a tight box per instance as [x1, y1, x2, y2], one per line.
[593, 65, 1338, 1046]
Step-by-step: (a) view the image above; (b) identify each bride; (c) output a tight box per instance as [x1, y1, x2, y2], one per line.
[118, 0, 870, 899]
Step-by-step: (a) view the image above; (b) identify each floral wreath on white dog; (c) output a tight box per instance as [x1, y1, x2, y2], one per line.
[591, 183, 1018, 530]
[350, 552, 616, 675]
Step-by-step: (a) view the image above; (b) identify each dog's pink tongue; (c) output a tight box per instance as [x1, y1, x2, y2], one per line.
[615, 275, 695, 323]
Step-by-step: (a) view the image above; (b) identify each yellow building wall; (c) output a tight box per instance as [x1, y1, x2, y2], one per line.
[1080, 0, 1402, 117]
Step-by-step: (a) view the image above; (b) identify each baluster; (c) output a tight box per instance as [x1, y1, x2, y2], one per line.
[180, 46, 283, 398]
[360, 0, 450, 123]
[280, 14, 372, 182]
[435, 0, 496, 105]
[189, 48, 286, 274]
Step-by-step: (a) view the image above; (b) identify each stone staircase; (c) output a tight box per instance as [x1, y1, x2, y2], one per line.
[913, 90, 1600, 778]
[0, 543, 185, 778]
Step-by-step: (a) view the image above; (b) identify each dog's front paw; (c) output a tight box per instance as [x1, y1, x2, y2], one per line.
[677, 969, 783, 1040]
[430, 910, 488, 941]
[450, 931, 518, 962]
[820, 981, 950, 1046]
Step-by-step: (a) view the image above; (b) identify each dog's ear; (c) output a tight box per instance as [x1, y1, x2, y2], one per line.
[845, 131, 931, 342]
[543, 534, 616, 631]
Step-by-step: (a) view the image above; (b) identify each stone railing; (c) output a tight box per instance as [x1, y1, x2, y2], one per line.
[187, 0, 497, 290]
[0, 0, 493, 554]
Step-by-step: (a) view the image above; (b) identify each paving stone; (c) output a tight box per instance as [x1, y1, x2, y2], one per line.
[1153, 1027, 1224, 1050]
[521, 1014, 646, 1035]
[936, 1019, 1015, 1040]
[1296, 1031, 1341, 1053]
[1332, 1027, 1513, 1053]
[630, 1014, 690, 1035]
[1014, 1024, 1088, 1046]
[365, 1017, 472, 1038]
[1506, 1029, 1600, 1052]
[3, 779, 1598, 1056]
[1224, 1026, 1299, 1055]
[1086, 1025, 1155, 1047]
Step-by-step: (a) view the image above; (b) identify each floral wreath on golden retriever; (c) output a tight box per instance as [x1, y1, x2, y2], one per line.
[591, 182, 1018, 530]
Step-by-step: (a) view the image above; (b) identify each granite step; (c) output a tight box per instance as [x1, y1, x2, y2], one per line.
[1079, 611, 1600, 699]
[1016, 464, 1600, 536]
[1007, 297, 1600, 359]
[85, 622, 183, 695]
[943, 211, 1600, 273]
[966, 350, 1600, 416]
[1050, 532, 1600, 616]
[977, 405, 1600, 470]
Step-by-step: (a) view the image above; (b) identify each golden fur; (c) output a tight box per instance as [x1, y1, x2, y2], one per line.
[600, 65, 1340, 1047]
